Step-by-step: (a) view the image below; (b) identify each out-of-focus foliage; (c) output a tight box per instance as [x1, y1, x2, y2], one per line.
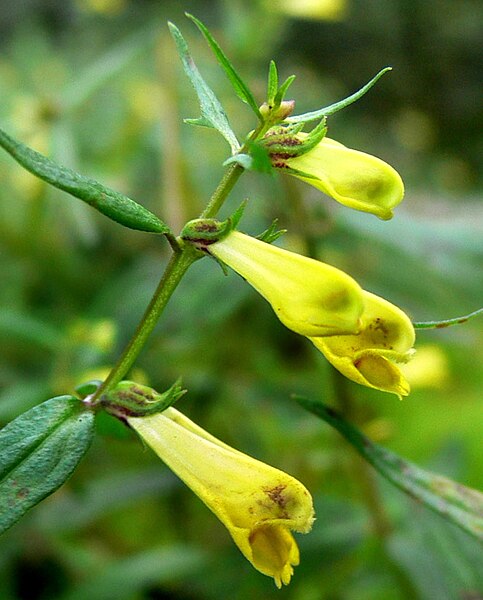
[0, 1, 481, 599]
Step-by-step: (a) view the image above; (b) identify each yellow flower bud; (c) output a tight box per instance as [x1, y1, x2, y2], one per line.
[286, 134, 404, 220]
[310, 291, 415, 398]
[209, 231, 364, 337]
[128, 407, 314, 587]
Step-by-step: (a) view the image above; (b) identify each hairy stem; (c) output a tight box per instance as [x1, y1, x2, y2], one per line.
[200, 163, 244, 218]
[88, 118, 276, 404]
[90, 244, 200, 403]
[200, 119, 271, 219]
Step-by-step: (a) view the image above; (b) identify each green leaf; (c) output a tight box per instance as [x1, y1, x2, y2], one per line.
[274, 74, 296, 106]
[267, 60, 278, 105]
[287, 67, 392, 124]
[0, 127, 171, 235]
[388, 506, 483, 598]
[413, 307, 483, 329]
[168, 21, 240, 154]
[295, 395, 483, 541]
[223, 140, 272, 174]
[0, 395, 95, 535]
[186, 13, 262, 120]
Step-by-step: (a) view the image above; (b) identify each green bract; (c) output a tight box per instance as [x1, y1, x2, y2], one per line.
[168, 21, 240, 153]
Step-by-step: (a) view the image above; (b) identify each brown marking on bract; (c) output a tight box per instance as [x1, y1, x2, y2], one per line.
[195, 222, 219, 233]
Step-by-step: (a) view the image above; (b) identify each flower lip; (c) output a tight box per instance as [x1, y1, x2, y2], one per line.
[310, 290, 416, 398]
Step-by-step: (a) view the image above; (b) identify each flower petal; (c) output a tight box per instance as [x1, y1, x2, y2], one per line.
[210, 231, 364, 337]
[287, 135, 404, 219]
[310, 291, 415, 397]
[128, 408, 314, 586]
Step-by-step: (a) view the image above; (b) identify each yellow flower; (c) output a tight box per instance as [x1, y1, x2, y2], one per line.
[269, 0, 347, 21]
[128, 407, 314, 588]
[286, 134, 404, 220]
[310, 291, 415, 398]
[209, 231, 364, 337]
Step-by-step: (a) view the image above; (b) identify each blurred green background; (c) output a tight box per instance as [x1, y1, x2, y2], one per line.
[0, 0, 482, 598]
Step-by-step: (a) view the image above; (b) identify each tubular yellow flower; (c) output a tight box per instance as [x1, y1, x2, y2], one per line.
[128, 407, 314, 588]
[310, 291, 416, 398]
[285, 134, 404, 220]
[209, 231, 364, 337]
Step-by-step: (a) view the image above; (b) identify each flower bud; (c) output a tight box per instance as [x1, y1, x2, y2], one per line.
[310, 291, 415, 398]
[259, 99, 296, 123]
[282, 134, 404, 220]
[208, 231, 364, 337]
[128, 407, 314, 587]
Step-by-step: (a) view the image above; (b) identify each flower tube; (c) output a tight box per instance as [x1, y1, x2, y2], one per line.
[284, 134, 404, 220]
[128, 407, 314, 587]
[208, 231, 364, 337]
[310, 291, 416, 398]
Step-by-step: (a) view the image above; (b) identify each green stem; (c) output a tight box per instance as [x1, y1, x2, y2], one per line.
[88, 118, 275, 404]
[200, 163, 244, 218]
[90, 245, 200, 403]
[200, 119, 271, 219]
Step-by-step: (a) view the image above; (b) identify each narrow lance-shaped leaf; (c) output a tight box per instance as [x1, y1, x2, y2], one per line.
[0, 396, 95, 535]
[267, 60, 279, 105]
[413, 307, 483, 330]
[287, 67, 392, 124]
[0, 128, 170, 235]
[168, 22, 240, 154]
[295, 395, 483, 541]
[186, 13, 262, 120]
[274, 75, 296, 106]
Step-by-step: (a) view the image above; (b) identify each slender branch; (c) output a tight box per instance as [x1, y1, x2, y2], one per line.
[88, 117, 275, 404]
[200, 163, 244, 218]
[90, 245, 200, 403]
[200, 120, 271, 219]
